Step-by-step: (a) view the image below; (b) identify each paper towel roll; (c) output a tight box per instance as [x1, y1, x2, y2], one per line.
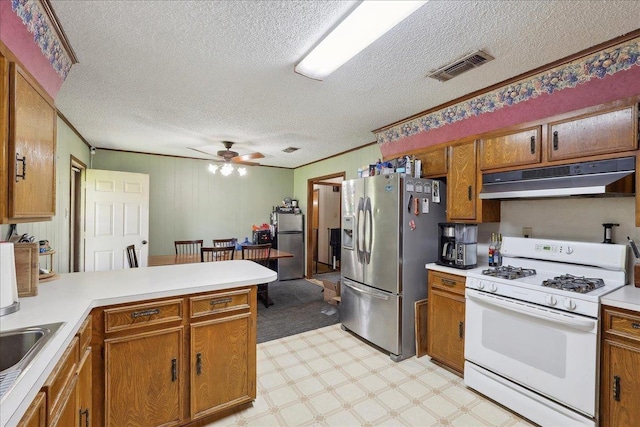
[0, 242, 20, 314]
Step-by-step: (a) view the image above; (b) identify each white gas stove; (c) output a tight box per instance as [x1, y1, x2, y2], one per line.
[464, 237, 628, 427]
[466, 237, 627, 318]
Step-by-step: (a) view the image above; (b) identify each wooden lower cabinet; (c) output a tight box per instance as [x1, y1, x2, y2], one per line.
[77, 347, 92, 427]
[190, 313, 252, 419]
[93, 286, 257, 427]
[600, 305, 640, 427]
[105, 328, 184, 426]
[17, 391, 46, 427]
[426, 270, 466, 375]
[20, 314, 93, 427]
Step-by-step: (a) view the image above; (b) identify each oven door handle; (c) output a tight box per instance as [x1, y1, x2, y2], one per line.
[467, 291, 597, 331]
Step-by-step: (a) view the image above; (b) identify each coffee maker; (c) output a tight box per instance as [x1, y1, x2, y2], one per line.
[437, 223, 478, 269]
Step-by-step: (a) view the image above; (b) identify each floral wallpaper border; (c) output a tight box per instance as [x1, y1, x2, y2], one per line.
[11, 0, 73, 80]
[376, 37, 640, 146]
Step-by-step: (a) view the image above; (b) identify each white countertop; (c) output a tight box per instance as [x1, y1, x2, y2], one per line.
[0, 260, 276, 427]
[601, 285, 640, 312]
[425, 262, 488, 277]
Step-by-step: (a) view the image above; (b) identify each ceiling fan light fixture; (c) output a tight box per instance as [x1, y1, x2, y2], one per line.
[294, 0, 427, 80]
[220, 163, 235, 176]
[208, 164, 219, 174]
[237, 167, 247, 176]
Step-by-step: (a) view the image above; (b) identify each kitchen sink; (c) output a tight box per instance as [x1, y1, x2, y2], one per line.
[0, 322, 65, 400]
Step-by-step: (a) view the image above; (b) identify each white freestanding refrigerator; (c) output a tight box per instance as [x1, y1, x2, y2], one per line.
[341, 173, 446, 361]
[275, 213, 304, 280]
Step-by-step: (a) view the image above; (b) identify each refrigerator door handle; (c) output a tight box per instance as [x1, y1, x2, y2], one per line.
[356, 197, 365, 263]
[343, 280, 390, 300]
[364, 196, 372, 265]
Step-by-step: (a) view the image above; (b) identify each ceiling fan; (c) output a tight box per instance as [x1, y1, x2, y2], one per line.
[190, 141, 265, 176]
[190, 141, 264, 165]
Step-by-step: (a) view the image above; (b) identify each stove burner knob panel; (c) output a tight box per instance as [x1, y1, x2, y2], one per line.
[563, 298, 577, 311]
[545, 295, 557, 306]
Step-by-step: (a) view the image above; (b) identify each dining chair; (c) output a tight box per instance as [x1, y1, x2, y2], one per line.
[126, 244, 138, 268]
[242, 243, 273, 308]
[213, 238, 237, 248]
[201, 246, 235, 262]
[174, 240, 203, 255]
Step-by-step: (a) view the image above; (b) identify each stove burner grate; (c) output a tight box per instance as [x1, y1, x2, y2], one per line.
[482, 265, 537, 280]
[541, 274, 605, 293]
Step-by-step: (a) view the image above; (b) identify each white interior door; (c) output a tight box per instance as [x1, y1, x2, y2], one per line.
[85, 169, 150, 271]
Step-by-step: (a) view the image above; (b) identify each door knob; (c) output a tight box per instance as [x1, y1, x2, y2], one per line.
[142, 240, 148, 245]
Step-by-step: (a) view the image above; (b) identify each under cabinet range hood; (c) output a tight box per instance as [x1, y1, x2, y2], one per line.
[479, 157, 635, 200]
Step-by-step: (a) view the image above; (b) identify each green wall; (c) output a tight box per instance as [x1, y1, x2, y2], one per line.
[93, 151, 294, 256]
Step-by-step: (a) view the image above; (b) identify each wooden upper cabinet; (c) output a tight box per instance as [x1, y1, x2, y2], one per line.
[479, 126, 542, 170]
[447, 141, 477, 220]
[0, 52, 8, 224]
[417, 147, 448, 177]
[547, 105, 638, 162]
[8, 64, 56, 220]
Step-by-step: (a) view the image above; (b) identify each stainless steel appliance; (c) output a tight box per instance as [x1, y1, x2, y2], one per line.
[437, 223, 478, 269]
[464, 237, 627, 427]
[341, 173, 446, 361]
[273, 212, 304, 280]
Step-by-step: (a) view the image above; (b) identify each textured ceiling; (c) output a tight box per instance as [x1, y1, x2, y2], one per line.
[50, 1, 640, 168]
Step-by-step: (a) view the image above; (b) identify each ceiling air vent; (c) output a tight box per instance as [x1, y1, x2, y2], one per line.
[427, 50, 494, 82]
[283, 147, 300, 153]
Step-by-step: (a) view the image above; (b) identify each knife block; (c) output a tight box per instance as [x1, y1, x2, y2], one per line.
[14, 242, 39, 297]
[634, 264, 640, 288]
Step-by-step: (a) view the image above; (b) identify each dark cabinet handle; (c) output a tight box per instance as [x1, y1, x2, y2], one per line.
[196, 352, 202, 376]
[613, 375, 620, 401]
[441, 278, 457, 287]
[553, 131, 559, 150]
[210, 297, 232, 306]
[171, 358, 177, 382]
[131, 308, 160, 319]
[459, 321, 464, 339]
[631, 322, 640, 329]
[467, 186, 472, 201]
[79, 408, 89, 427]
[530, 136, 536, 154]
[15, 153, 26, 182]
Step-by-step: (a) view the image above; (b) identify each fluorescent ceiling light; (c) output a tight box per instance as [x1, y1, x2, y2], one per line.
[295, 1, 427, 80]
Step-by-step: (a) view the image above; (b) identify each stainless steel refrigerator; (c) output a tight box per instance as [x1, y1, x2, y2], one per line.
[275, 213, 304, 280]
[341, 173, 446, 361]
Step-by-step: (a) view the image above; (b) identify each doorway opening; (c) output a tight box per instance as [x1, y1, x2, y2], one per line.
[306, 172, 345, 279]
[70, 156, 86, 272]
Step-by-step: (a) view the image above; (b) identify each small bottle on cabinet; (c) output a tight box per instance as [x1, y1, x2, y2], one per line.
[488, 233, 496, 267]
[495, 233, 502, 266]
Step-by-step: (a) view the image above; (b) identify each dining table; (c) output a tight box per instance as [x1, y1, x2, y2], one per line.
[147, 248, 293, 267]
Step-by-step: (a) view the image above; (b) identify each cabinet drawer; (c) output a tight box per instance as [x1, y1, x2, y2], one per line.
[76, 315, 92, 354]
[603, 306, 640, 342]
[104, 299, 184, 333]
[429, 271, 466, 296]
[190, 288, 251, 319]
[43, 337, 78, 418]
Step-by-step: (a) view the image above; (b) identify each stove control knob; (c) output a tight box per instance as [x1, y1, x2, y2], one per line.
[477, 281, 485, 290]
[563, 298, 577, 311]
[545, 295, 557, 306]
[489, 283, 498, 293]
[566, 246, 574, 255]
